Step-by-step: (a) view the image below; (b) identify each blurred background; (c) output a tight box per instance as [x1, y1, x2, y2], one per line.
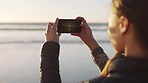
[0, 0, 114, 83]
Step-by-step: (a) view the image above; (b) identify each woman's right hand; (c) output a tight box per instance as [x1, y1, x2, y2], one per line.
[71, 17, 99, 51]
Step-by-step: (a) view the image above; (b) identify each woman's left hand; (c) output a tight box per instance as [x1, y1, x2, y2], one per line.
[45, 18, 61, 43]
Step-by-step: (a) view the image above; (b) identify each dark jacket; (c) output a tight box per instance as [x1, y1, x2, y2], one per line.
[40, 42, 148, 83]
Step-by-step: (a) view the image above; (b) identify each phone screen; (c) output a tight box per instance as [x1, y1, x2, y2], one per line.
[57, 19, 81, 33]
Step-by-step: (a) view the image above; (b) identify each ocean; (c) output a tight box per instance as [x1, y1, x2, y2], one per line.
[0, 23, 115, 83]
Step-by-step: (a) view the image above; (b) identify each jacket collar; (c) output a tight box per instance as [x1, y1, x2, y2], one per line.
[108, 54, 148, 82]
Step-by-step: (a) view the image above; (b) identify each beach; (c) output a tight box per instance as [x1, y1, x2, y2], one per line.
[0, 23, 114, 83]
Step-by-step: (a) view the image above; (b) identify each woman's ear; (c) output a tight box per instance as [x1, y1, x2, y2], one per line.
[119, 16, 130, 35]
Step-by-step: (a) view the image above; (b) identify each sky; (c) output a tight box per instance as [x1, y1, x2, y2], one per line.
[0, 0, 111, 23]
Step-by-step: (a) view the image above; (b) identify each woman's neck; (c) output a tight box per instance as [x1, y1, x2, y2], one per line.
[124, 40, 147, 58]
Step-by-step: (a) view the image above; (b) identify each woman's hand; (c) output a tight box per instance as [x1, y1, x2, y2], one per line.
[71, 17, 99, 51]
[45, 18, 61, 43]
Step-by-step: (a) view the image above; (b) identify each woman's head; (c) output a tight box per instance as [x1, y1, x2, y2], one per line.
[108, 0, 148, 54]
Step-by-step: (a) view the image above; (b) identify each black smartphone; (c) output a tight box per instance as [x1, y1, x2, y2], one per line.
[57, 19, 81, 33]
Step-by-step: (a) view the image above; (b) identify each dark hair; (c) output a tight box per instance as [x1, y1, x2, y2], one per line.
[112, 0, 148, 48]
[101, 0, 148, 77]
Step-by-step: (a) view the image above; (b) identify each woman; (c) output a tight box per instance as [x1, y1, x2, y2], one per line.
[40, 0, 148, 83]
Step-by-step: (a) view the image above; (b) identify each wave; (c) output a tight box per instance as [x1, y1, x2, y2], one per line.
[0, 23, 47, 25]
[0, 28, 107, 31]
[0, 23, 108, 31]
[0, 23, 107, 26]
[0, 40, 110, 44]
[0, 28, 45, 31]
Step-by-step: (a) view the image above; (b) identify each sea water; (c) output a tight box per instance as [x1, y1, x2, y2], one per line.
[0, 23, 114, 83]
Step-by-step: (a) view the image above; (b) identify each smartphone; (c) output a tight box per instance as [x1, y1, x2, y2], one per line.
[57, 19, 81, 33]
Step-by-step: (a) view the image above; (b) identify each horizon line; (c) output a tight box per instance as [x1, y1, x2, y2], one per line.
[0, 22, 108, 25]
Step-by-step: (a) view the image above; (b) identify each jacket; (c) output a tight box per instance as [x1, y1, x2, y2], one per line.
[40, 42, 148, 83]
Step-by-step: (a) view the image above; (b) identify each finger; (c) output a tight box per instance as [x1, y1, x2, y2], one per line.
[71, 33, 80, 37]
[46, 22, 53, 33]
[76, 17, 88, 28]
[53, 18, 59, 31]
[76, 17, 87, 23]
[80, 24, 85, 28]
[58, 33, 61, 37]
